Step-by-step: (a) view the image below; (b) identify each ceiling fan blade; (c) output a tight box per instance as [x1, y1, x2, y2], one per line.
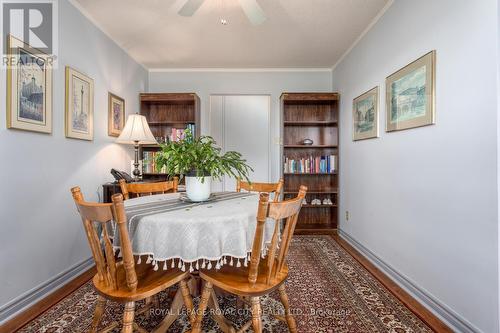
[178, 0, 206, 17]
[237, 0, 266, 25]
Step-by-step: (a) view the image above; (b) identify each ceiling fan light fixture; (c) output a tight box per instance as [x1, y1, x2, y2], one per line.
[178, 0, 265, 26]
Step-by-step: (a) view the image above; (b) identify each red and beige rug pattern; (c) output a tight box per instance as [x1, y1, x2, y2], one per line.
[19, 236, 433, 332]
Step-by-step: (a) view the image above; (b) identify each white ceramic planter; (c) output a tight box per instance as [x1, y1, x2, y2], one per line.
[185, 176, 212, 202]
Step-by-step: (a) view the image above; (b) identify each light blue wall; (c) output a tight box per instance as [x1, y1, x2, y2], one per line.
[0, 0, 148, 320]
[332, 1, 498, 332]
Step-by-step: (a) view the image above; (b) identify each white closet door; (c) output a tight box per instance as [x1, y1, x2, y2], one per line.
[209, 95, 270, 192]
[209, 96, 224, 192]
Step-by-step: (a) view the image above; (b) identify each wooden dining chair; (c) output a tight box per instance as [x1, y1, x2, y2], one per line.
[119, 177, 178, 200]
[193, 186, 307, 333]
[70, 187, 194, 333]
[236, 178, 284, 202]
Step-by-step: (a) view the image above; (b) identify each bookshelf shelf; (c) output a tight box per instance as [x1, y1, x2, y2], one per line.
[301, 204, 338, 208]
[284, 121, 337, 126]
[148, 121, 196, 125]
[284, 145, 338, 148]
[139, 93, 200, 181]
[283, 190, 338, 194]
[281, 92, 339, 233]
[284, 172, 337, 175]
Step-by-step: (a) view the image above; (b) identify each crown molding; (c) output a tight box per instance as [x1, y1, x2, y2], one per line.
[149, 67, 333, 73]
[68, 0, 149, 72]
[331, 0, 395, 72]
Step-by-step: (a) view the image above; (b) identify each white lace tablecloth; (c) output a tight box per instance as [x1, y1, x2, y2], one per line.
[116, 192, 275, 272]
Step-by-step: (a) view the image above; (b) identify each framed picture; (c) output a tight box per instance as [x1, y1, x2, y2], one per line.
[65, 66, 94, 140]
[6, 35, 53, 133]
[353, 87, 379, 140]
[108, 93, 125, 137]
[386, 50, 436, 132]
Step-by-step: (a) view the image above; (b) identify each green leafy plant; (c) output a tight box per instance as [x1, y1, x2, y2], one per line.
[155, 130, 253, 182]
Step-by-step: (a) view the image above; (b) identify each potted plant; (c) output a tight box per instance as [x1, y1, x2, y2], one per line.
[155, 130, 252, 201]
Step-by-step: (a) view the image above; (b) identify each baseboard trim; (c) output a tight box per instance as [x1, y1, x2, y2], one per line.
[0, 257, 94, 326]
[338, 229, 481, 333]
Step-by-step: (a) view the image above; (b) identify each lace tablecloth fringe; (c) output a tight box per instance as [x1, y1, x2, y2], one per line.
[114, 243, 273, 273]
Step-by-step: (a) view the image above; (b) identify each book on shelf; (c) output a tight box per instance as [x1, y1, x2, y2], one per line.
[169, 124, 196, 142]
[142, 151, 166, 174]
[283, 155, 337, 174]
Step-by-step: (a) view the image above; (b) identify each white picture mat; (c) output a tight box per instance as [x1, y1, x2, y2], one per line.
[65, 66, 94, 140]
[7, 35, 52, 133]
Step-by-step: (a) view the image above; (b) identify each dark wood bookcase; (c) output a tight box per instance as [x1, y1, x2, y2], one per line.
[280, 92, 340, 233]
[139, 93, 201, 181]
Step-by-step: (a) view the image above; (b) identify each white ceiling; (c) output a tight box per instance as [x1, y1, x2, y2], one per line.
[72, 0, 391, 69]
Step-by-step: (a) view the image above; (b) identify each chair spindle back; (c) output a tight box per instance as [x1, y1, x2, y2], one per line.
[236, 178, 284, 202]
[71, 187, 137, 291]
[248, 186, 307, 285]
[119, 177, 178, 200]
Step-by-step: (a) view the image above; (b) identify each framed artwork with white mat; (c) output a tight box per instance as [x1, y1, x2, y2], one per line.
[108, 92, 125, 137]
[65, 66, 94, 140]
[6, 35, 53, 134]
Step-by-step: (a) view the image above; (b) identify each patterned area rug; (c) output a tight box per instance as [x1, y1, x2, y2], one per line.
[19, 236, 432, 332]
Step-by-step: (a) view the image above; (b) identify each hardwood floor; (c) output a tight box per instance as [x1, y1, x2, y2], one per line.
[1, 233, 452, 332]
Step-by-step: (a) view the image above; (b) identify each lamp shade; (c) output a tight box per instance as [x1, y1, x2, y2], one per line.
[116, 114, 157, 145]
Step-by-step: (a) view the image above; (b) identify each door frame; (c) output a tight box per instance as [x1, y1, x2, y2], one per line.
[209, 94, 272, 190]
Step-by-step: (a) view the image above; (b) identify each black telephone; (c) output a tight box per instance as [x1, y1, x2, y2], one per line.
[111, 168, 134, 183]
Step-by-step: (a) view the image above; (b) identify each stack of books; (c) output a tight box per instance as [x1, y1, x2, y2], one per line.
[283, 155, 337, 174]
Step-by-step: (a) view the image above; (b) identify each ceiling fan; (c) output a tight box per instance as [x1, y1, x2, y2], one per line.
[178, 0, 266, 25]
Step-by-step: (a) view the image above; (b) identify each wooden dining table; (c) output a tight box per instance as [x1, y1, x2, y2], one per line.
[116, 191, 276, 332]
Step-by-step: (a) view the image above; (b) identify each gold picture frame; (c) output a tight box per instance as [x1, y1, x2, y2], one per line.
[386, 50, 436, 132]
[65, 66, 94, 140]
[108, 93, 125, 137]
[6, 35, 53, 134]
[353, 86, 379, 141]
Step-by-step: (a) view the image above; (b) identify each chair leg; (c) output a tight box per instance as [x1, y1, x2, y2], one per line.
[153, 294, 160, 309]
[90, 295, 106, 333]
[192, 281, 213, 333]
[122, 301, 135, 333]
[144, 297, 152, 319]
[179, 279, 195, 324]
[278, 284, 297, 333]
[251, 297, 262, 333]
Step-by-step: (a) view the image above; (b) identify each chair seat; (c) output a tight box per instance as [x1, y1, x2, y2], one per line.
[199, 260, 289, 297]
[93, 262, 188, 302]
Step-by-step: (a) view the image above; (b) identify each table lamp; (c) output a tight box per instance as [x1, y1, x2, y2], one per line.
[116, 114, 158, 181]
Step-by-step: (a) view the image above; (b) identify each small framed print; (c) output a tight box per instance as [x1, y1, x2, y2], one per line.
[108, 93, 125, 137]
[353, 87, 379, 141]
[386, 50, 436, 132]
[65, 66, 94, 140]
[6, 35, 53, 134]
